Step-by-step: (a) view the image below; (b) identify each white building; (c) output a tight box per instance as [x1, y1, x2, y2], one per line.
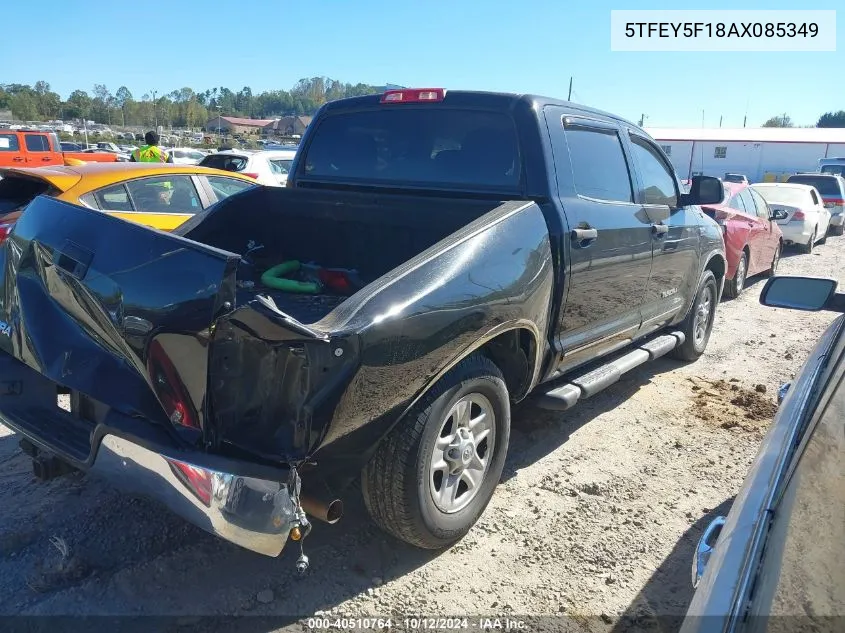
[644, 127, 845, 183]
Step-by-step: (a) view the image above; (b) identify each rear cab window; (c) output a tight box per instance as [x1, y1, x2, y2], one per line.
[299, 108, 521, 192]
[200, 154, 249, 173]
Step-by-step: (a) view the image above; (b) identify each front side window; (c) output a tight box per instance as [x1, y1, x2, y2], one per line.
[563, 125, 633, 202]
[24, 134, 50, 152]
[748, 188, 771, 219]
[629, 135, 678, 207]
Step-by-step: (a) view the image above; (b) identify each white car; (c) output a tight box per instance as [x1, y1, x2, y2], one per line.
[198, 149, 297, 186]
[751, 182, 832, 254]
[167, 147, 208, 165]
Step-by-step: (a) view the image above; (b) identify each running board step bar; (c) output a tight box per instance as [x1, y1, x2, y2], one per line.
[535, 331, 685, 411]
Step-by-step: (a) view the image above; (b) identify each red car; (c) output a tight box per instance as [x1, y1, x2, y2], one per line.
[702, 182, 784, 299]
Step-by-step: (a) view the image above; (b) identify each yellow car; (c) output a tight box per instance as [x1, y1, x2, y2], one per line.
[0, 162, 258, 234]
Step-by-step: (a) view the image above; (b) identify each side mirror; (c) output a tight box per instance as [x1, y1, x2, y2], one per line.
[680, 176, 724, 207]
[770, 209, 788, 221]
[760, 276, 839, 311]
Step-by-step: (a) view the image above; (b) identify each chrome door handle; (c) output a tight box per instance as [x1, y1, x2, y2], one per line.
[572, 228, 597, 240]
[652, 223, 669, 235]
[692, 515, 726, 588]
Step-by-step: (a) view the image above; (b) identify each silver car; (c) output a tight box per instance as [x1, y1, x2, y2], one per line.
[681, 275, 845, 633]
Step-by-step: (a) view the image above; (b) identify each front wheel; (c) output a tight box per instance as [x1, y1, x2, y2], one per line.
[362, 353, 510, 549]
[669, 270, 718, 362]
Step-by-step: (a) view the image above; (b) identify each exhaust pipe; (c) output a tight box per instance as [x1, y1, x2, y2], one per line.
[300, 494, 343, 524]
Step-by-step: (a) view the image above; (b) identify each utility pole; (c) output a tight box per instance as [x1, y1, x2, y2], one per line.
[567, 77, 573, 101]
[152, 90, 158, 131]
[719, 115, 723, 128]
[702, 110, 705, 128]
[782, 112, 787, 127]
[638, 114, 647, 127]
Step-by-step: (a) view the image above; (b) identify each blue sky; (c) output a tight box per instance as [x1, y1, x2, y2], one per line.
[0, 0, 840, 127]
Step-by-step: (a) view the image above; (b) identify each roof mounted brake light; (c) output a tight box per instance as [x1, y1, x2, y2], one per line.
[380, 88, 446, 104]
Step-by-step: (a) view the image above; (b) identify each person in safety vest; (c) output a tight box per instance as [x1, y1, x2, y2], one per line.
[130, 131, 173, 163]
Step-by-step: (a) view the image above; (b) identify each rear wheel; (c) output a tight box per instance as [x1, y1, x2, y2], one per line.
[362, 353, 510, 549]
[831, 225, 845, 237]
[764, 243, 781, 277]
[801, 228, 816, 254]
[723, 251, 747, 299]
[670, 270, 718, 362]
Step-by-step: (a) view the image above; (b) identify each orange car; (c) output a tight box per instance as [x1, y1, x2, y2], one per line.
[0, 162, 258, 240]
[0, 129, 117, 167]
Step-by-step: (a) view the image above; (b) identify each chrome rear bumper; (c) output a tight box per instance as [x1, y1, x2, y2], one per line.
[90, 434, 304, 557]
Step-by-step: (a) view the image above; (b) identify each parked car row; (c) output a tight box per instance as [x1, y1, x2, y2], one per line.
[705, 171, 845, 299]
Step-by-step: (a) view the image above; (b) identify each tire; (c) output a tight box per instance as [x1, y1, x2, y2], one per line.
[723, 251, 748, 299]
[669, 270, 718, 362]
[362, 353, 510, 549]
[831, 225, 845, 237]
[801, 228, 816, 254]
[763, 243, 782, 278]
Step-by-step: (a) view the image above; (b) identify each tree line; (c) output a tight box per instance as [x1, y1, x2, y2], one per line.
[0, 77, 382, 129]
[763, 111, 845, 128]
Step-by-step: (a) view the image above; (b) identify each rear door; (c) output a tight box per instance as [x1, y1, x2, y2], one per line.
[734, 187, 765, 274]
[741, 187, 775, 274]
[0, 195, 240, 433]
[625, 130, 701, 335]
[544, 109, 654, 369]
[0, 133, 24, 168]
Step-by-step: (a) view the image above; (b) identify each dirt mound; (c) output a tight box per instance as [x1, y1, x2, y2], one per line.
[688, 377, 778, 433]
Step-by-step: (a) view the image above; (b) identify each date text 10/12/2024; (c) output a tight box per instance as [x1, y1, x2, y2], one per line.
[306, 617, 528, 630]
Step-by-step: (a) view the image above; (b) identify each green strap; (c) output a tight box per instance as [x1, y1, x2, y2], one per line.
[260, 260, 322, 294]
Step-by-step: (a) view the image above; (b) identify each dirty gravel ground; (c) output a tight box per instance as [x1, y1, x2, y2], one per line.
[1, 240, 842, 632]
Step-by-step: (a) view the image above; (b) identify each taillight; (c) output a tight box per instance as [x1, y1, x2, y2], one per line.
[825, 199, 844, 208]
[243, 172, 260, 179]
[165, 458, 212, 506]
[0, 222, 15, 243]
[380, 88, 446, 103]
[147, 340, 199, 432]
[793, 210, 805, 220]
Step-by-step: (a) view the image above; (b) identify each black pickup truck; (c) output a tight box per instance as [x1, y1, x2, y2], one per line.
[0, 88, 726, 570]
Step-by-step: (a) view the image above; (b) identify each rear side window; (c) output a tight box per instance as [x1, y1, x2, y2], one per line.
[727, 192, 747, 213]
[301, 108, 521, 191]
[563, 125, 633, 202]
[0, 133, 20, 152]
[787, 175, 840, 196]
[269, 158, 293, 174]
[200, 154, 248, 172]
[205, 175, 255, 200]
[93, 183, 133, 211]
[24, 135, 50, 152]
[0, 176, 52, 213]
